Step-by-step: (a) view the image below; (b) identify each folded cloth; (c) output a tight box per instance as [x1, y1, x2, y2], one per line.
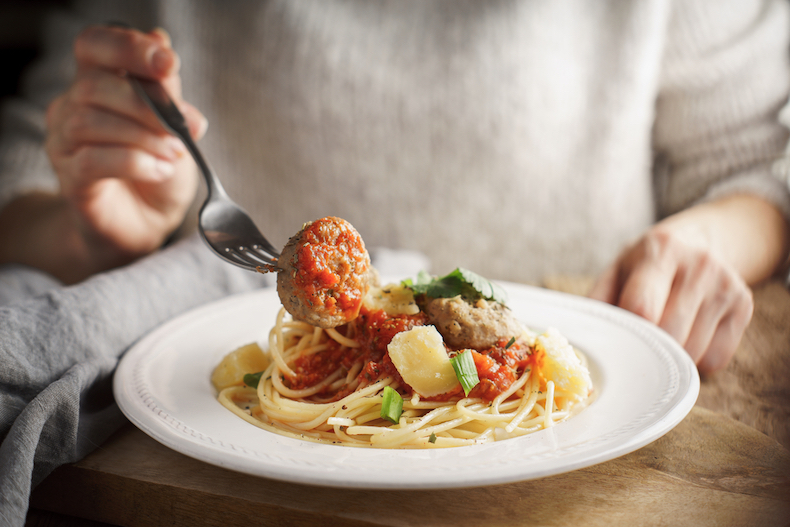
[0, 233, 271, 526]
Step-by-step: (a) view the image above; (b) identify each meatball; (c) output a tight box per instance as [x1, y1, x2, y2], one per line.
[425, 296, 525, 349]
[277, 217, 371, 328]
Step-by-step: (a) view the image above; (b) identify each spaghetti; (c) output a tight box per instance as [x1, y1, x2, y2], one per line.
[213, 280, 593, 449]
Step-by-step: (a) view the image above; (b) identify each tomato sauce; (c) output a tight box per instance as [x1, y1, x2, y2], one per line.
[286, 310, 535, 403]
[467, 339, 536, 401]
[286, 308, 429, 398]
[293, 217, 369, 321]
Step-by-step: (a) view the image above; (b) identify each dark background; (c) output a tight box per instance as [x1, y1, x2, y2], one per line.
[0, 0, 71, 101]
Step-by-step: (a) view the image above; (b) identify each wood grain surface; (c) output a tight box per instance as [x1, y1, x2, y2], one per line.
[28, 278, 790, 527]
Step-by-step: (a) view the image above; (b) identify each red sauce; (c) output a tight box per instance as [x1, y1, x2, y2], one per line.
[293, 217, 369, 322]
[286, 310, 535, 403]
[467, 339, 536, 401]
[286, 308, 428, 398]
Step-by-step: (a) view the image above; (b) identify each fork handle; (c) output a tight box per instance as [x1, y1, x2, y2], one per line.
[129, 76, 228, 201]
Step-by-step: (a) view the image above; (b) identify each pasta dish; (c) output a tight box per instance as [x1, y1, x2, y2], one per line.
[211, 217, 593, 448]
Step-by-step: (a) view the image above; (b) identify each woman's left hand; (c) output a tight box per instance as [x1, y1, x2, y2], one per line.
[589, 225, 754, 375]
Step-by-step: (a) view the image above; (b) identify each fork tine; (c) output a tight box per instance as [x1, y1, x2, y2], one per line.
[239, 245, 279, 267]
[251, 240, 280, 259]
[221, 247, 257, 268]
[224, 245, 279, 269]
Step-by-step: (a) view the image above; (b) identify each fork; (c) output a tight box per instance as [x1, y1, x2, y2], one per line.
[129, 76, 280, 272]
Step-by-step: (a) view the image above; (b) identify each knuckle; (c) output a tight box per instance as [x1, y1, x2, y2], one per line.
[63, 111, 92, 140]
[645, 228, 675, 255]
[72, 146, 99, 178]
[638, 228, 679, 268]
[70, 76, 100, 105]
[684, 250, 719, 285]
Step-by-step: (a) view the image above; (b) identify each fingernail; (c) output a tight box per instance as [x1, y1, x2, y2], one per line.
[167, 135, 186, 158]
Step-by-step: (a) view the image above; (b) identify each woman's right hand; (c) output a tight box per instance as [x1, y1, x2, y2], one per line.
[45, 24, 207, 266]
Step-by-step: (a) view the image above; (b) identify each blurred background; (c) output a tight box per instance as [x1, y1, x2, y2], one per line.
[0, 0, 70, 102]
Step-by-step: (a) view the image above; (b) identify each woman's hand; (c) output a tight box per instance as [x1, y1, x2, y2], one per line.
[589, 226, 754, 375]
[590, 195, 789, 375]
[44, 24, 207, 268]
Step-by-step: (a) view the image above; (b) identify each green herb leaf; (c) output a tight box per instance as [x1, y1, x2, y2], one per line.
[429, 432, 437, 444]
[505, 337, 516, 349]
[380, 386, 404, 424]
[243, 371, 264, 388]
[403, 267, 507, 304]
[450, 350, 480, 396]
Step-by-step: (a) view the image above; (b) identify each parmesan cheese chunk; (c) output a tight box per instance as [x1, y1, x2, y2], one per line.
[363, 283, 420, 315]
[387, 326, 459, 397]
[211, 342, 270, 391]
[535, 328, 592, 401]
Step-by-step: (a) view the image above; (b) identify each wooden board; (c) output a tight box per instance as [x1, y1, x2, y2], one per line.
[29, 407, 790, 526]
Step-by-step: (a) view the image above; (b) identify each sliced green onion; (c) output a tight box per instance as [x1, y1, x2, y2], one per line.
[243, 371, 264, 388]
[450, 350, 480, 396]
[380, 386, 403, 424]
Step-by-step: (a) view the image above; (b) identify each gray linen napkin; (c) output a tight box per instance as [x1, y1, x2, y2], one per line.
[0, 234, 270, 526]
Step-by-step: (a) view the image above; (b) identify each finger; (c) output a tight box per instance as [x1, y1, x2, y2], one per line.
[589, 260, 621, 305]
[58, 146, 177, 193]
[52, 106, 187, 161]
[657, 253, 714, 346]
[685, 278, 752, 366]
[74, 25, 179, 79]
[149, 27, 172, 48]
[67, 70, 166, 131]
[696, 294, 753, 375]
[616, 256, 677, 325]
[61, 70, 205, 141]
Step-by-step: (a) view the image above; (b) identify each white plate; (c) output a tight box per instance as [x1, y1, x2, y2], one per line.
[113, 281, 699, 489]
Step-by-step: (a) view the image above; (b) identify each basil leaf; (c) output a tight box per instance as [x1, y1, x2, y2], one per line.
[404, 267, 508, 304]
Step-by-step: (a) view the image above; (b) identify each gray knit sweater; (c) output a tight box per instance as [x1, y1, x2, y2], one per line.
[1, 2, 789, 524]
[3, 0, 790, 283]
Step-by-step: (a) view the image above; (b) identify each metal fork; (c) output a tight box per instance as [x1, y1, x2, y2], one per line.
[129, 76, 280, 272]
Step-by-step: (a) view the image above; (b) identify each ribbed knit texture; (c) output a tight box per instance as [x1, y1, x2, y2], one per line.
[0, 3, 789, 525]
[2, 0, 789, 283]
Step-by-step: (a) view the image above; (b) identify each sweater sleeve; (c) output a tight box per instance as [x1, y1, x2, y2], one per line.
[653, 0, 790, 222]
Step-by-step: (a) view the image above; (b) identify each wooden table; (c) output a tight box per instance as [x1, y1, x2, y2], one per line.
[28, 279, 790, 527]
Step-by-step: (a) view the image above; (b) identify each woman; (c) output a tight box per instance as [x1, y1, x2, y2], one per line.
[0, 1, 788, 523]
